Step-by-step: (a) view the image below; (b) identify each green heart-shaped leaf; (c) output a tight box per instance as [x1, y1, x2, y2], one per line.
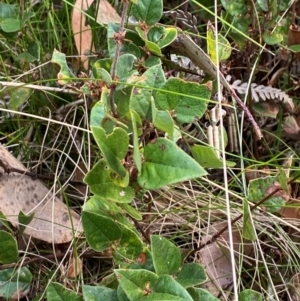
[84, 160, 134, 203]
[138, 138, 207, 189]
[91, 126, 129, 177]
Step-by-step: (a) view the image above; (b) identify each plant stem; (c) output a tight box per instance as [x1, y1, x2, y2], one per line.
[109, 0, 129, 117]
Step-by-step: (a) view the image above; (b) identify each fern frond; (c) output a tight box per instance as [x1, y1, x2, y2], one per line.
[163, 10, 200, 44]
[230, 79, 294, 111]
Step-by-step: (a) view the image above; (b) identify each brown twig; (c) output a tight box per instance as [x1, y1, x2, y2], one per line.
[187, 173, 300, 259]
[0, 160, 86, 186]
[109, 0, 129, 117]
[0, 252, 66, 270]
[230, 89, 263, 139]
[133, 219, 150, 243]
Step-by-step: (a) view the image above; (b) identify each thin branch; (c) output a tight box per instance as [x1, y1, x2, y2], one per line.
[0, 159, 86, 186]
[109, 0, 129, 117]
[0, 252, 66, 270]
[187, 173, 300, 259]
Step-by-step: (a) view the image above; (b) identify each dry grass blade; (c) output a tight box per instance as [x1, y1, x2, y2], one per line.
[199, 221, 253, 297]
[0, 144, 83, 244]
[172, 31, 263, 139]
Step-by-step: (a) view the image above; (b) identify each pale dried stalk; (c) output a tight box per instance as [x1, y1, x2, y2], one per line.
[172, 31, 263, 140]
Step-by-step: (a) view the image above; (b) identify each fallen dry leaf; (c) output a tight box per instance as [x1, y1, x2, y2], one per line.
[199, 221, 253, 297]
[72, 0, 95, 70]
[279, 199, 300, 219]
[67, 256, 83, 278]
[283, 115, 300, 140]
[72, 0, 121, 70]
[96, 0, 121, 24]
[265, 181, 290, 202]
[11, 287, 30, 300]
[288, 24, 300, 60]
[290, 273, 300, 301]
[0, 144, 83, 244]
